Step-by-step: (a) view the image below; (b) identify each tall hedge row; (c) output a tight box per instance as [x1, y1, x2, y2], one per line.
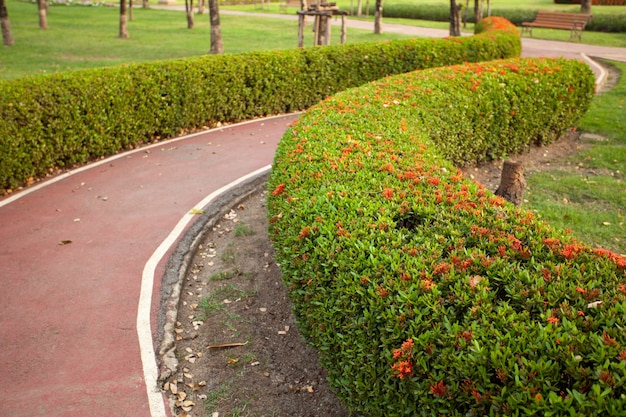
[0, 27, 520, 193]
[380, 3, 626, 33]
[266, 20, 626, 416]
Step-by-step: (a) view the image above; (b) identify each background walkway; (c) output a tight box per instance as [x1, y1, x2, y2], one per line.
[0, 16, 625, 417]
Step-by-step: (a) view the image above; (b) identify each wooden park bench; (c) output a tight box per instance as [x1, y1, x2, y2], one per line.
[521, 11, 593, 42]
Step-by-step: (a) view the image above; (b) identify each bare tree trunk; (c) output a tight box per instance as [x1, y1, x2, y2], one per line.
[119, 0, 129, 38]
[365, 0, 369, 17]
[495, 161, 526, 206]
[208, 0, 223, 54]
[373, 0, 382, 34]
[142, 0, 148, 8]
[197, 0, 205, 15]
[449, 0, 462, 37]
[580, 0, 591, 14]
[487, 0, 491, 16]
[37, 0, 47, 29]
[356, 0, 361, 16]
[462, 0, 469, 29]
[185, 0, 194, 28]
[0, 0, 14, 46]
[473, 0, 483, 24]
[129, 0, 133, 21]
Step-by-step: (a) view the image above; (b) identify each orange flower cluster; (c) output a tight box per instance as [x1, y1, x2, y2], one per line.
[391, 338, 414, 380]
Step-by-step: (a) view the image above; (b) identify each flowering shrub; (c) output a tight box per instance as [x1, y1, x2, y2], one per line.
[265, 56, 625, 415]
[475, 16, 521, 37]
[0, 18, 520, 193]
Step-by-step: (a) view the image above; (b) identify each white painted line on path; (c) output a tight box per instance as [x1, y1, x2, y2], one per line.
[581, 53, 608, 93]
[137, 165, 272, 417]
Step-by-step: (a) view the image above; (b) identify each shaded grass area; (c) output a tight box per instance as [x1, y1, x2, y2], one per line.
[1, 0, 413, 79]
[525, 61, 626, 254]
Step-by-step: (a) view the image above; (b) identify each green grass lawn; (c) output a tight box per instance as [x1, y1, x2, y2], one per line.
[0, 0, 414, 79]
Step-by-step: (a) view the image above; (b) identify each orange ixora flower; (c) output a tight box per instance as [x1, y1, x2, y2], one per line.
[430, 380, 447, 397]
[272, 183, 286, 196]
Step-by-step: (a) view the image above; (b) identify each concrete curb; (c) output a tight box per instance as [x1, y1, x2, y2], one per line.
[156, 169, 271, 387]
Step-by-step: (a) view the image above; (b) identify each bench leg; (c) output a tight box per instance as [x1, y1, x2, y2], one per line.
[521, 26, 532, 38]
[570, 27, 582, 42]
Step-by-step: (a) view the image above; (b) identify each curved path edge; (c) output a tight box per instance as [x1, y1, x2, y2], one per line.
[148, 167, 270, 410]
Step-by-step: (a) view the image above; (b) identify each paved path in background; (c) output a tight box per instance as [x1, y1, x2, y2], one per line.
[1, 14, 625, 416]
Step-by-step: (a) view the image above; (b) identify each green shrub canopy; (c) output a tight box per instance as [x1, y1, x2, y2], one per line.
[0, 19, 519, 193]
[267, 18, 626, 417]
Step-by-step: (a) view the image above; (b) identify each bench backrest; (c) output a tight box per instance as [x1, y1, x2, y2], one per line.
[533, 11, 593, 28]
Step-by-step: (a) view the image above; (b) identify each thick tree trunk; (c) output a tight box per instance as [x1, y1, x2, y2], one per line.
[580, 0, 591, 14]
[142, 0, 148, 8]
[373, 0, 382, 34]
[208, 0, 223, 54]
[185, 0, 194, 28]
[37, 0, 47, 29]
[473, 0, 483, 24]
[0, 0, 13, 46]
[449, 0, 462, 37]
[495, 161, 526, 206]
[119, 0, 129, 38]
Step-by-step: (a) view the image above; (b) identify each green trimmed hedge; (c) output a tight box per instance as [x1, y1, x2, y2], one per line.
[380, 3, 626, 33]
[0, 26, 520, 194]
[266, 28, 626, 416]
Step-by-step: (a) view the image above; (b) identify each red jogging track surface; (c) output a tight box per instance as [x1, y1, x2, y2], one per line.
[1, 24, 625, 416]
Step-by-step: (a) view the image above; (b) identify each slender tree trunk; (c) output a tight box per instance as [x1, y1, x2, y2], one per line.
[473, 0, 483, 24]
[373, 0, 382, 34]
[487, 0, 491, 16]
[185, 0, 194, 28]
[0, 0, 14, 46]
[463, 0, 468, 29]
[37, 0, 47, 29]
[197, 0, 205, 15]
[580, 0, 591, 14]
[208, 0, 223, 54]
[119, 0, 129, 38]
[129, 0, 133, 21]
[449, 0, 462, 37]
[356, 0, 362, 16]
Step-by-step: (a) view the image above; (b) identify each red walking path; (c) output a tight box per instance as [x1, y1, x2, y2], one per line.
[0, 19, 625, 416]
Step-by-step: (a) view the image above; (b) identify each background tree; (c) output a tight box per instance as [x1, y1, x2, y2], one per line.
[474, 0, 483, 24]
[37, 0, 47, 29]
[0, 0, 13, 46]
[374, 0, 382, 34]
[119, 0, 129, 38]
[129, 0, 133, 21]
[197, 0, 205, 15]
[581, 0, 591, 13]
[449, 0, 462, 36]
[208, 0, 222, 53]
[185, 0, 194, 28]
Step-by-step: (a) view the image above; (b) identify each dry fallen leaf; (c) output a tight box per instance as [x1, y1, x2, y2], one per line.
[59, 240, 72, 246]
